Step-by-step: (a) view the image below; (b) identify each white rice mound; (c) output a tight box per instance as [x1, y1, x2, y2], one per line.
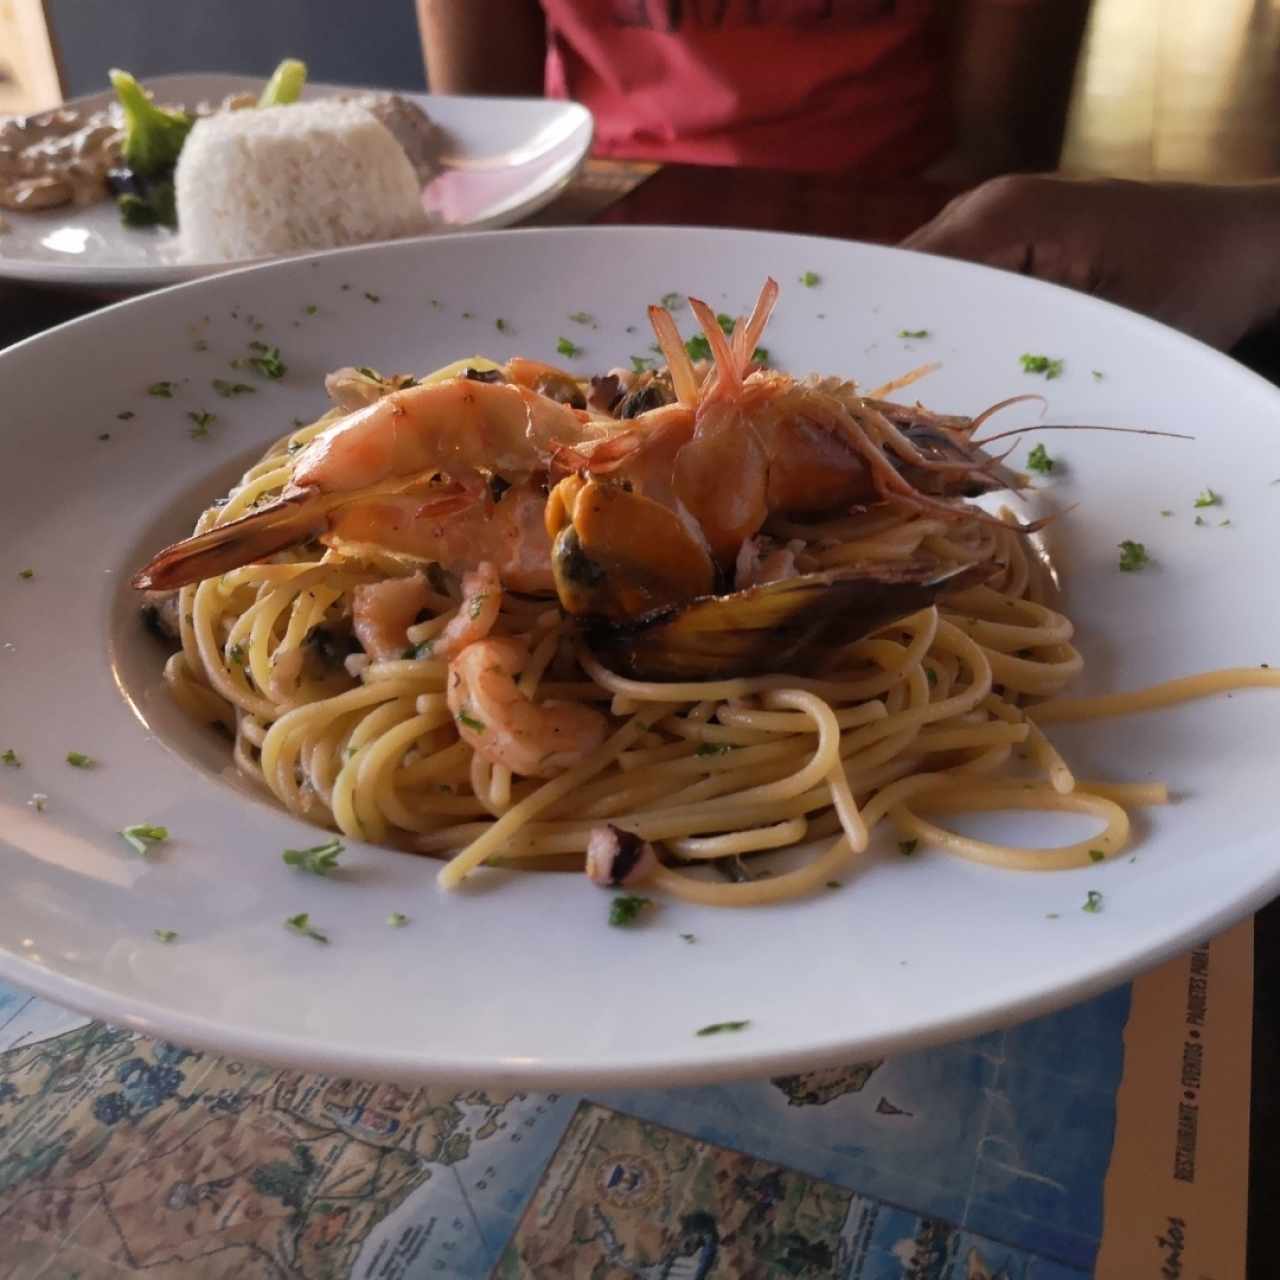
[175, 100, 431, 261]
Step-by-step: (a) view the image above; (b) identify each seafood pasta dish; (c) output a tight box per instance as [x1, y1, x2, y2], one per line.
[132, 280, 1278, 906]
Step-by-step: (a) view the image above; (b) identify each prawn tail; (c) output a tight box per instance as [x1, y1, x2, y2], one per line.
[131, 489, 326, 591]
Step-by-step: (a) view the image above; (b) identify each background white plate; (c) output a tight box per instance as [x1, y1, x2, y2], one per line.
[1, 226, 1278, 1087]
[0, 73, 592, 289]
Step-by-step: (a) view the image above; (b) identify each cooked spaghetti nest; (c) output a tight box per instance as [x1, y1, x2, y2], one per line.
[160, 403, 1279, 905]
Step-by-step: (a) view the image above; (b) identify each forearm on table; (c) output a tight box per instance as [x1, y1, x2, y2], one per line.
[416, 0, 546, 95]
[947, 0, 1092, 175]
[1221, 181, 1280, 335]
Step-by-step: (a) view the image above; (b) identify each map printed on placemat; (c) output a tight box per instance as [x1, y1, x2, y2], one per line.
[0, 976, 1125, 1279]
[0, 917, 1253, 1279]
[492, 1101, 1082, 1279]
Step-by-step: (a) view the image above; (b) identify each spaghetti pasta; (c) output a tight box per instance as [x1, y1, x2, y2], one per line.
[143, 336, 1280, 908]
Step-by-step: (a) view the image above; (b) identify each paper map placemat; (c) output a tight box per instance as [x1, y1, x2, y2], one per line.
[0, 919, 1249, 1278]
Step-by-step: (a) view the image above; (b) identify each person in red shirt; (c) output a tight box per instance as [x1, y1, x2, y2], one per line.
[417, 1, 1091, 179]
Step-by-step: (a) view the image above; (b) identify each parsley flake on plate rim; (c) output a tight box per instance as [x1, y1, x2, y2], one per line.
[609, 895, 653, 927]
[285, 912, 329, 943]
[696, 1020, 751, 1037]
[1117, 540, 1149, 572]
[282, 837, 344, 876]
[121, 823, 169, 855]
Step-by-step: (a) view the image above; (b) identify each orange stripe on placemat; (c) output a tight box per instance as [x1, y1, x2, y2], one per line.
[1096, 917, 1251, 1279]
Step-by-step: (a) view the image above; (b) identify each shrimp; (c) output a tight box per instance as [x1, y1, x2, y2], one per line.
[567, 279, 1037, 566]
[323, 482, 556, 594]
[131, 374, 611, 592]
[430, 562, 502, 661]
[447, 637, 608, 777]
[352, 573, 433, 663]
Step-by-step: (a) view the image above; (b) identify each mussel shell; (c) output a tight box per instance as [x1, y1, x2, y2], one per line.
[587, 561, 988, 680]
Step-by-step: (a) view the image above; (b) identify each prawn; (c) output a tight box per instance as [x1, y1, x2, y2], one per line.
[554, 279, 1031, 573]
[447, 637, 608, 777]
[352, 573, 434, 663]
[131, 372, 614, 592]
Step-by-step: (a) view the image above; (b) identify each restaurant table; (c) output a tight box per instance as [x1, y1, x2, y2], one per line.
[1, 160, 1276, 1278]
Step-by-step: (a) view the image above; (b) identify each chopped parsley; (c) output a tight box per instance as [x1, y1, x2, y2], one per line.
[1194, 515, 1206, 527]
[1092, 370, 1104, 381]
[630, 355, 657, 373]
[65, 751, 95, 768]
[29, 793, 46, 812]
[1088, 848, 1106, 863]
[121, 823, 169, 855]
[1193, 488, 1221, 508]
[609, 895, 653, 927]
[685, 334, 712, 361]
[305, 304, 318, 315]
[1220, 518, 1232, 527]
[555, 337, 581, 358]
[696, 1020, 750, 1037]
[282, 837, 344, 876]
[285, 911, 328, 943]
[116, 410, 135, 420]
[456, 710, 486, 733]
[800, 271, 821, 287]
[680, 932, 697, 943]
[1045, 912, 1060, 919]
[1025, 442, 1055, 474]
[187, 410, 215, 438]
[211, 379, 256, 398]
[247, 344, 286, 379]
[569, 310, 594, 324]
[899, 839, 919, 857]
[17, 568, 33, 580]
[898, 328, 929, 339]
[695, 742, 732, 757]
[364, 291, 380, 303]
[1160, 509, 1173, 517]
[153, 929, 179, 943]
[2, 749, 20, 766]
[404, 640, 434, 660]
[1117, 540, 1149, 572]
[659, 292, 683, 309]
[227, 643, 246, 665]
[468, 593, 489, 620]
[494, 317, 508, 332]
[1082, 890, 1104, 913]
[387, 912, 410, 927]
[1019, 353, 1064, 379]
[925, 667, 938, 687]
[147, 381, 176, 398]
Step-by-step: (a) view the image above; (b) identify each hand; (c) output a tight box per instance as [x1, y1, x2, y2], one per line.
[902, 175, 1280, 350]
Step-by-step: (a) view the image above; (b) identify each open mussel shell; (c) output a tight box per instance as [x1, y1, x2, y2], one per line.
[587, 561, 989, 680]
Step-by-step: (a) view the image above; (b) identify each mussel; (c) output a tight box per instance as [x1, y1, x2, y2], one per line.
[547, 475, 716, 621]
[587, 560, 990, 680]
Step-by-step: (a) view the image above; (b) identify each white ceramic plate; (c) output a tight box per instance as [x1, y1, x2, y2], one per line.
[0, 73, 592, 290]
[2, 226, 1278, 1087]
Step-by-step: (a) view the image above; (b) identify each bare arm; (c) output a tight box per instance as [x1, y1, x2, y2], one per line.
[416, 0, 546, 96]
[903, 175, 1280, 350]
[933, 0, 1092, 180]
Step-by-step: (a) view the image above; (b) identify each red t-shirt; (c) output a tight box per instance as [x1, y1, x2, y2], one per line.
[543, 0, 952, 175]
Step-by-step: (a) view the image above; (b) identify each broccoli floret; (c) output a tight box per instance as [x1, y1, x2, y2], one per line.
[109, 69, 193, 177]
[258, 58, 308, 107]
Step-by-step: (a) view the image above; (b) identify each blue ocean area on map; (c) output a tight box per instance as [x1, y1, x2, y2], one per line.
[0, 975, 1130, 1278]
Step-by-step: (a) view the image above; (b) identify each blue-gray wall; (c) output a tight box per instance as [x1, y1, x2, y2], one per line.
[49, 0, 427, 98]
